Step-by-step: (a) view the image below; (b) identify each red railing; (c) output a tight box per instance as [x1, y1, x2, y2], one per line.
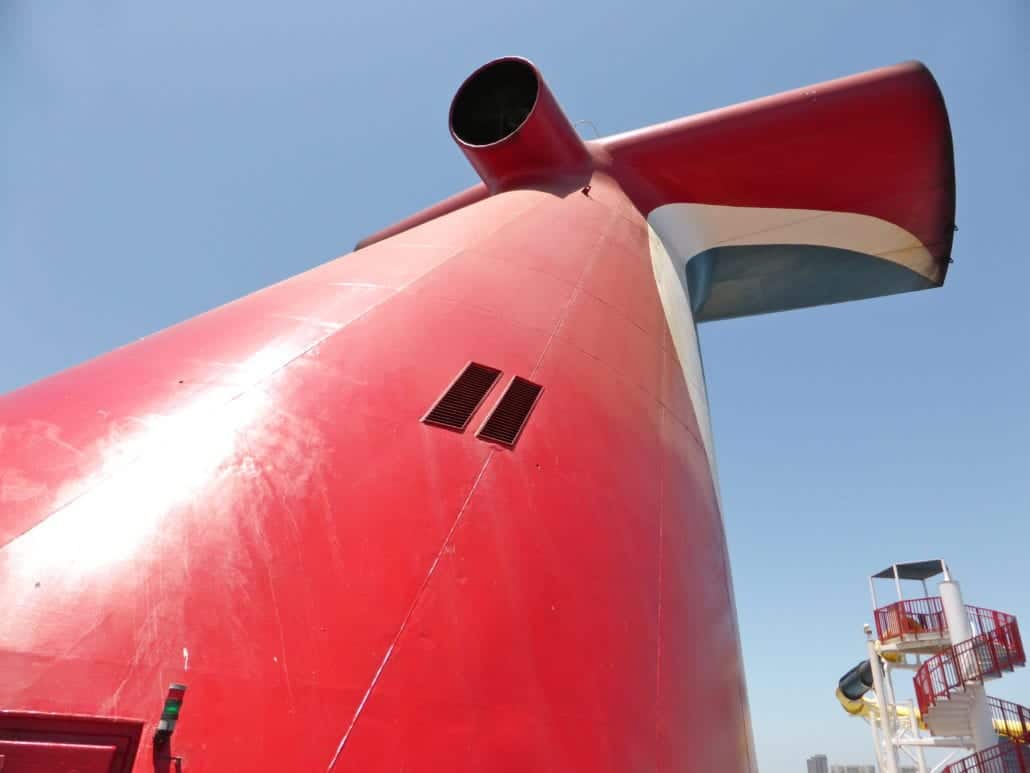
[874, 600, 1016, 643]
[875, 597, 948, 641]
[989, 697, 1030, 744]
[915, 620, 1026, 714]
[941, 741, 1029, 773]
[969, 606, 1019, 638]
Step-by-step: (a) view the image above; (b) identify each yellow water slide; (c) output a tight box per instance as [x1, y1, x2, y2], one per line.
[836, 656, 924, 727]
[836, 657, 1025, 739]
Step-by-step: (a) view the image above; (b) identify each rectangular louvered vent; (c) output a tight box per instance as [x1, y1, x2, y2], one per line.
[476, 376, 543, 447]
[422, 362, 502, 431]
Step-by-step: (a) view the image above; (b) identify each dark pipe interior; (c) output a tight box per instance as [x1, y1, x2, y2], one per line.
[838, 660, 874, 701]
[451, 60, 539, 146]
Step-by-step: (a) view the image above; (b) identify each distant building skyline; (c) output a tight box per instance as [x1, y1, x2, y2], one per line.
[811, 760, 916, 773]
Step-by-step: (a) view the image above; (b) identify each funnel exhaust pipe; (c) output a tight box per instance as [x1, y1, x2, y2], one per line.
[449, 57, 593, 193]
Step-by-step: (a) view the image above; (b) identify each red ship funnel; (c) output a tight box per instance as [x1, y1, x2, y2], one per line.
[449, 57, 592, 193]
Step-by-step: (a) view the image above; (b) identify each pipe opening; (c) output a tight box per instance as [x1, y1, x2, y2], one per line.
[451, 59, 539, 147]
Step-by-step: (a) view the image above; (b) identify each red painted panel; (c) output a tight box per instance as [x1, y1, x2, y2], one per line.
[0, 55, 960, 773]
[0, 712, 141, 773]
[656, 415, 749, 771]
[578, 214, 665, 337]
[0, 175, 750, 770]
[478, 193, 611, 286]
[411, 247, 576, 335]
[603, 61, 955, 263]
[559, 288, 665, 401]
[0, 740, 116, 772]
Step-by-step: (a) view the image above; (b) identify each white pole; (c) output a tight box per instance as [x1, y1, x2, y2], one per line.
[939, 579, 996, 751]
[894, 565, 903, 602]
[883, 661, 899, 724]
[868, 636, 899, 773]
[911, 702, 928, 773]
[870, 712, 885, 773]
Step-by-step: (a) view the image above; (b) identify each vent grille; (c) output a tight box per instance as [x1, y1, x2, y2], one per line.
[477, 376, 543, 446]
[423, 362, 502, 431]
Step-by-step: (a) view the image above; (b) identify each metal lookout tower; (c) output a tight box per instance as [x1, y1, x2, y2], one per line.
[836, 560, 1029, 773]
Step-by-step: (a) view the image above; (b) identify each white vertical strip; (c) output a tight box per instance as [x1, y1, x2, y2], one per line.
[647, 225, 722, 505]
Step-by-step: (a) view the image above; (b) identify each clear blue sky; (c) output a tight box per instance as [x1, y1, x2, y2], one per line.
[2, 3, 1028, 772]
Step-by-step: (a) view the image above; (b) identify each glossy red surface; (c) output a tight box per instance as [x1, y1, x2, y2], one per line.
[0, 56, 957, 771]
[367, 60, 955, 272]
[0, 175, 751, 771]
[603, 61, 955, 265]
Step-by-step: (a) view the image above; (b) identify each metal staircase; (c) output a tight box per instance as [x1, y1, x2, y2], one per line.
[925, 694, 1030, 745]
[988, 697, 1030, 744]
[878, 596, 1029, 772]
[838, 561, 1030, 773]
[940, 740, 1029, 773]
